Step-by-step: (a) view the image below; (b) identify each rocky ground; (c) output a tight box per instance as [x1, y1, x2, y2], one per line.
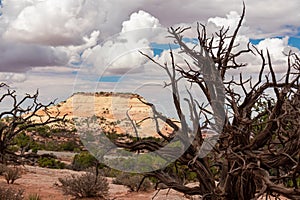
[0, 165, 190, 200]
[0, 163, 289, 200]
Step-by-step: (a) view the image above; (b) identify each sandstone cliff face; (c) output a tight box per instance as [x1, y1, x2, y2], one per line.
[37, 92, 174, 138]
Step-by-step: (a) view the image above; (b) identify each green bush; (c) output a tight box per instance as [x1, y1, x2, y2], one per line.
[31, 147, 38, 154]
[72, 152, 97, 171]
[113, 173, 153, 192]
[37, 157, 65, 169]
[27, 125, 51, 137]
[0, 187, 23, 200]
[38, 140, 81, 152]
[41, 141, 61, 151]
[58, 171, 109, 198]
[13, 132, 30, 149]
[12, 132, 41, 154]
[60, 140, 79, 151]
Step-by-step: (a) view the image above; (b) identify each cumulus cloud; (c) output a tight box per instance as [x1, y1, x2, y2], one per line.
[1, 0, 299, 72]
[248, 37, 299, 73]
[123, 11, 159, 30]
[0, 0, 299, 94]
[256, 37, 290, 61]
[207, 11, 245, 33]
[1, 0, 146, 45]
[3, 0, 105, 46]
[67, 30, 100, 65]
[0, 0, 164, 75]
[80, 10, 162, 76]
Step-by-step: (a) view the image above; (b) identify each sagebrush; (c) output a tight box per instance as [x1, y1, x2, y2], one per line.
[4, 166, 21, 184]
[58, 171, 109, 198]
[113, 173, 153, 192]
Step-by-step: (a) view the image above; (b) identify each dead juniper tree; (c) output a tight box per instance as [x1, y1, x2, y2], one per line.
[0, 83, 66, 163]
[113, 5, 300, 200]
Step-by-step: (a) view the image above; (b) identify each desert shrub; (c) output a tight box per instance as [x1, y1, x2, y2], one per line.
[28, 140, 41, 152]
[58, 171, 109, 198]
[4, 167, 21, 184]
[0, 187, 23, 200]
[13, 132, 30, 149]
[38, 140, 81, 152]
[36, 126, 51, 137]
[12, 133, 41, 154]
[28, 193, 42, 200]
[27, 125, 51, 138]
[71, 151, 97, 171]
[101, 167, 121, 177]
[113, 173, 153, 191]
[60, 140, 79, 151]
[31, 146, 39, 154]
[37, 157, 65, 169]
[42, 141, 61, 151]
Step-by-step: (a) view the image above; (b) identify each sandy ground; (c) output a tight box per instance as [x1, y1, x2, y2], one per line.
[0, 165, 291, 200]
[0, 165, 190, 200]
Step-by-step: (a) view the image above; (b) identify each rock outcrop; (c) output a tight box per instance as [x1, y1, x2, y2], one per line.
[36, 92, 174, 138]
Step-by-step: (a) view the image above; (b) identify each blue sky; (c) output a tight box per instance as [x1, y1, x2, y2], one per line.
[99, 76, 121, 83]
[150, 43, 180, 57]
[288, 37, 300, 49]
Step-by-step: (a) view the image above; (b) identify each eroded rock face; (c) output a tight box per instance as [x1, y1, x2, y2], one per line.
[35, 92, 175, 138]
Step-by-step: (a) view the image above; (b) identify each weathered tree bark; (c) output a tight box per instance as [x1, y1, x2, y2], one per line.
[114, 4, 300, 200]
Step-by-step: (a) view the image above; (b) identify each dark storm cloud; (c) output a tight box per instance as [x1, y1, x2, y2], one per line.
[0, 41, 68, 72]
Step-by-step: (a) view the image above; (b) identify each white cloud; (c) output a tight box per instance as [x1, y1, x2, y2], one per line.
[0, 0, 299, 74]
[2, 0, 300, 45]
[207, 11, 244, 33]
[80, 10, 162, 76]
[67, 30, 100, 65]
[0, 72, 27, 83]
[249, 37, 299, 73]
[122, 10, 159, 31]
[3, 0, 104, 46]
[257, 37, 289, 60]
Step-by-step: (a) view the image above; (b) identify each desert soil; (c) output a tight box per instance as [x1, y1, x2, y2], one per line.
[0, 165, 190, 200]
[0, 164, 290, 200]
